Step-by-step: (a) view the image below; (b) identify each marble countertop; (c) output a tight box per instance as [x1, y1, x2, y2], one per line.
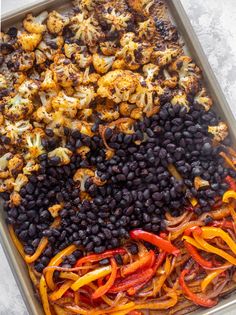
[1, 0, 236, 314]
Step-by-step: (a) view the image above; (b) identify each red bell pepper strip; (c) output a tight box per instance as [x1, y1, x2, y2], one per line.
[184, 241, 213, 269]
[130, 230, 180, 256]
[75, 248, 126, 267]
[108, 268, 153, 293]
[152, 252, 166, 273]
[225, 176, 236, 191]
[184, 226, 202, 236]
[92, 258, 117, 299]
[121, 250, 155, 277]
[128, 312, 143, 315]
[212, 220, 234, 230]
[179, 269, 218, 307]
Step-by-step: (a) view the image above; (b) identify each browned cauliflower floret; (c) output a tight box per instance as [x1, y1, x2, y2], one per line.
[23, 11, 48, 34]
[73, 168, 95, 191]
[208, 122, 228, 143]
[171, 91, 189, 111]
[77, 108, 93, 120]
[130, 108, 143, 120]
[100, 41, 118, 56]
[73, 0, 97, 11]
[47, 10, 68, 34]
[23, 159, 40, 175]
[51, 91, 79, 118]
[70, 13, 103, 46]
[96, 103, 120, 122]
[3, 94, 33, 121]
[10, 191, 21, 206]
[48, 204, 62, 218]
[35, 49, 47, 64]
[24, 128, 45, 159]
[9, 51, 35, 71]
[8, 154, 24, 177]
[81, 67, 101, 85]
[101, 5, 132, 32]
[64, 44, 93, 69]
[74, 85, 96, 109]
[194, 88, 213, 111]
[70, 120, 94, 137]
[0, 153, 12, 179]
[0, 74, 7, 90]
[142, 63, 160, 81]
[76, 146, 90, 159]
[18, 79, 39, 99]
[1, 120, 32, 144]
[127, 0, 155, 16]
[38, 34, 64, 60]
[97, 70, 139, 103]
[13, 173, 28, 192]
[119, 102, 136, 116]
[41, 69, 58, 90]
[51, 54, 81, 87]
[48, 147, 72, 165]
[116, 32, 153, 70]
[162, 69, 178, 88]
[151, 45, 181, 67]
[137, 18, 157, 41]
[92, 53, 115, 74]
[18, 32, 42, 51]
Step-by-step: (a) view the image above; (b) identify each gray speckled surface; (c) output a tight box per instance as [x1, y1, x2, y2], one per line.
[1, 0, 236, 314]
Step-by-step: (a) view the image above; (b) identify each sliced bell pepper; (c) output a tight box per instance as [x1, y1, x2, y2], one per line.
[75, 248, 126, 267]
[222, 190, 236, 203]
[201, 263, 230, 292]
[9, 225, 25, 258]
[179, 269, 217, 307]
[184, 241, 213, 269]
[39, 275, 52, 315]
[92, 258, 117, 299]
[220, 152, 236, 171]
[130, 230, 180, 256]
[225, 176, 236, 191]
[45, 244, 77, 291]
[25, 237, 48, 264]
[71, 265, 112, 291]
[152, 251, 166, 273]
[121, 250, 155, 277]
[212, 220, 234, 230]
[153, 257, 171, 296]
[49, 280, 73, 301]
[60, 272, 79, 281]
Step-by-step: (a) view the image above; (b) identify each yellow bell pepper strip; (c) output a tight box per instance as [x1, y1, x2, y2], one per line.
[45, 244, 77, 291]
[179, 270, 217, 307]
[223, 190, 236, 203]
[220, 152, 236, 171]
[25, 237, 48, 263]
[198, 226, 236, 255]
[152, 257, 171, 296]
[193, 231, 236, 265]
[8, 225, 25, 258]
[71, 265, 112, 291]
[60, 272, 79, 281]
[182, 236, 205, 251]
[39, 275, 52, 315]
[49, 280, 74, 301]
[92, 258, 117, 299]
[201, 263, 231, 292]
[27, 264, 39, 288]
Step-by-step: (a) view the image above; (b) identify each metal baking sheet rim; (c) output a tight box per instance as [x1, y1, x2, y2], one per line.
[1, 0, 236, 314]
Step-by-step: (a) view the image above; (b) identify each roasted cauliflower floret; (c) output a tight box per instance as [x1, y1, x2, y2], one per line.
[100, 41, 118, 56]
[23, 11, 48, 34]
[51, 91, 78, 118]
[18, 79, 39, 99]
[48, 147, 72, 165]
[151, 45, 181, 67]
[92, 53, 115, 74]
[0, 74, 7, 90]
[194, 88, 213, 111]
[13, 173, 28, 192]
[70, 13, 103, 46]
[41, 69, 57, 90]
[171, 91, 189, 111]
[35, 49, 47, 64]
[25, 128, 45, 159]
[73, 168, 95, 191]
[73, 0, 96, 11]
[0, 153, 12, 179]
[142, 63, 160, 81]
[208, 122, 228, 143]
[77, 108, 93, 120]
[70, 120, 94, 137]
[97, 70, 139, 103]
[23, 159, 40, 175]
[64, 43, 93, 68]
[162, 69, 178, 88]
[127, 0, 155, 16]
[47, 11, 67, 34]
[137, 18, 156, 41]
[10, 51, 35, 71]
[8, 154, 24, 177]
[119, 102, 136, 116]
[1, 120, 32, 144]
[74, 85, 96, 108]
[18, 32, 42, 51]
[101, 6, 132, 32]
[38, 35, 64, 60]
[10, 191, 21, 206]
[4, 94, 33, 121]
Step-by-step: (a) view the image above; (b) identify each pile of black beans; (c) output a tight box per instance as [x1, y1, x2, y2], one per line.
[3, 103, 236, 272]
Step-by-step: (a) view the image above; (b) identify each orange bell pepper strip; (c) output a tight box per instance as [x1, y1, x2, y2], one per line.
[92, 258, 117, 299]
[75, 248, 126, 267]
[222, 190, 236, 203]
[71, 265, 112, 291]
[45, 244, 77, 291]
[25, 237, 48, 263]
[121, 250, 155, 277]
[179, 269, 217, 307]
[39, 275, 52, 315]
[8, 225, 25, 258]
[130, 230, 180, 256]
[201, 263, 231, 292]
[59, 272, 79, 281]
[49, 280, 74, 301]
[220, 152, 236, 171]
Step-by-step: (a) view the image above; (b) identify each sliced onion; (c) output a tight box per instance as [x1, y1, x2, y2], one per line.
[165, 211, 189, 227]
[166, 213, 193, 232]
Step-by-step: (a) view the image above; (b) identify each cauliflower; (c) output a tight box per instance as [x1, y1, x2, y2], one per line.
[48, 147, 72, 165]
[171, 91, 189, 111]
[99, 108, 120, 122]
[92, 53, 115, 74]
[41, 69, 57, 90]
[127, 0, 155, 15]
[23, 159, 40, 175]
[51, 91, 78, 118]
[64, 44, 92, 68]
[97, 70, 139, 103]
[47, 11, 67, 34]
[142, 63, 160, 81]
[130, 108, 143, 120]
[48, 204, 62, 217]
[8, 154, 24, 177]
[38, 35, 64, 60]
[10, 191, 21, 206]
[48, 111, 69, 131]
[25, 128, 45, 159]
[0, 153, 12, 179]
[23, 11, 48, 33]
[0, 74, 7, 90]
[13, 173, 28, 192]
[18, 32, 42, 51]
[4, 94, 33, 121]
[162, 69, 178, 88]
[35, 49, 47, 64]
[70, 120, 94, 137]
[74, 85, 96, 109]
[194, 88, 213, 111]
[100, 41, 118, 56]
[77, 108, 93, 120]
[38, 89, 57, 107]
[1, 120, 32, 144]
[73, 0, 96, 11]
[119, 102, 136, 116]
[137, 18, 157, 41]
[10, 51, 35, 71]
[81, 67, 101, 85]
[73, 168, 95, 191]
[70, 13, 103, 46]
[33, 106, 52, 123]
[18, 79, 39, 99]
[151, 45, 181, 67]
[110, 118, 135, 134]
[208, 122, 228, 143]
[51, 54, 81, 87]
[76, 146, 90, 159]
[101, 6, 132, 32]
[116, 32, 153, 70]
